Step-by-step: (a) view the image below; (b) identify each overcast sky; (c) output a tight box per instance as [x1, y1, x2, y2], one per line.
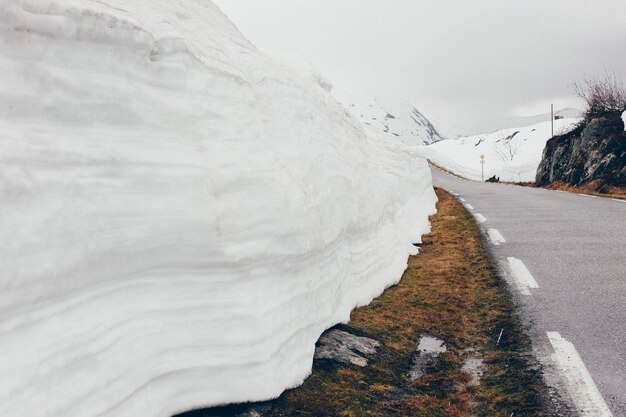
[214, 0, 626, 136]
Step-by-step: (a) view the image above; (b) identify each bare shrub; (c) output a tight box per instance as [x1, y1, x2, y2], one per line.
[493, 131, 522, 162]
[573, 71, 626, 120]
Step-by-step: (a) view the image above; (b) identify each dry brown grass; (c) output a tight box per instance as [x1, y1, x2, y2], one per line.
[179, 189, 554, 417]
[338, 368, 364, 381]
[503, 176, 626, 199]
[543, 180, 626, 199]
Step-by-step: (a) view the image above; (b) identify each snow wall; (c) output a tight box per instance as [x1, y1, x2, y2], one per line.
[0, 1, 437, 417]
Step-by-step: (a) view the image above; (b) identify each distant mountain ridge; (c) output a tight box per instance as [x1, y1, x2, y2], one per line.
[340, 95, 445, 146]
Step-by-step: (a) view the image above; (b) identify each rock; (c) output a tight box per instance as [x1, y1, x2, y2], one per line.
[408, 335, 447, 381]
[486, 175, 500, 183]
[314, 329, 380, 367]
[537, 111, 626, 187]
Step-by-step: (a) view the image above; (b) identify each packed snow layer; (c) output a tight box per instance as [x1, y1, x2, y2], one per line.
[0, 2, 437, 417]
[338, 94, 445, 146]
[420, 119, 580, 182]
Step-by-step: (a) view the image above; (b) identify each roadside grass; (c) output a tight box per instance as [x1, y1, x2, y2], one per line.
[514, 180, 626, 200]
[541, 180, 626, 200]
[180, 189, 555, 417]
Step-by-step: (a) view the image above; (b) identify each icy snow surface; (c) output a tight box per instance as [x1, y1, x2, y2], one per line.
[0, 1, 437, 417]
[420, 119, 579, 182]
[622, 110, 626, 131]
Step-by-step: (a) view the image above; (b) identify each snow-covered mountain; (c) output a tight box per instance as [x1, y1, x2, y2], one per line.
[0, 2, 437, 417]
[339, 95, 445, 146]
[420, 118, 580, 182]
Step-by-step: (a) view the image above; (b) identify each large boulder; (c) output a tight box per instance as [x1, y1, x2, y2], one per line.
[314, 329, 380, 367]
[536, 111, 626, 187]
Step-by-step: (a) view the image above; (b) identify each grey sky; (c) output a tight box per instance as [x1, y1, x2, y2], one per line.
[214, 0, 626, 136]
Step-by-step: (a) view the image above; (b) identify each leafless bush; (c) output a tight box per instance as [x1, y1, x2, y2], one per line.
[493, 131, 522, 162]
[573, 71, 626, 120]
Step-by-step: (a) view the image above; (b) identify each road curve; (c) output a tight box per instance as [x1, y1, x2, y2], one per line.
[431, 166, 626, 416]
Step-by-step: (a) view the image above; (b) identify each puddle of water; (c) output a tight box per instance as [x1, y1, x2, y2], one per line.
[417, 335, 447, 354]
[462, 357, 484, 386]
[409, 335, 447, 381]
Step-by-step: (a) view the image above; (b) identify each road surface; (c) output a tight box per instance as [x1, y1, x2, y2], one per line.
[431, 166, 626, 417]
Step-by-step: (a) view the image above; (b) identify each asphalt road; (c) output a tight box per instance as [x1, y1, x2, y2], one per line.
[431, 167, 626, 417]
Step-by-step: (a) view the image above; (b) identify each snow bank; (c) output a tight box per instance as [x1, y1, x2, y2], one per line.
[265, 50, 334, 93]
[621, 110, 626, 131]
[0, 1, 436, 417]
[420, 119, 579, 182]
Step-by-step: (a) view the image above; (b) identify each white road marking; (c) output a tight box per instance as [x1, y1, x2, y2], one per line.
[547, 332, 613, 417]
[487, 228, 506, 245]
[475, 213, 486, 223]
[579, 193, 598, 198]
[612, 199, 626, 203]
[466, 204, 474, 210]
[507, 257, 539, 295]
[460, 198, 466, 202]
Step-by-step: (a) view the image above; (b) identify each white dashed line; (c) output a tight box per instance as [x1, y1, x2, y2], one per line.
[547, 332, 613, 417]
[487, 229, 506, 245]
[507, 257, 539, 295]
[466, 204, 474, 210]
[579, 193, 598, 198]
[475, 213, 486, 223]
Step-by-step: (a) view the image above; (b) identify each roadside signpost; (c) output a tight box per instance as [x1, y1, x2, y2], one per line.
[480, 154, 486, 182]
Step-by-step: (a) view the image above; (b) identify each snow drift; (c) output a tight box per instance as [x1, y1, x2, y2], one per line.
[0, 1, 436, 417]
[421, 119, 579, 182]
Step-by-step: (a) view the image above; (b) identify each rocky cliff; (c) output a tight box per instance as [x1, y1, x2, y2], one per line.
[536, 111, 626, 188]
